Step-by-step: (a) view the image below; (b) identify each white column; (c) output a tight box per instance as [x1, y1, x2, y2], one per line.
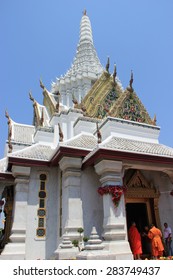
[95, 160, 133, 259]
[59, 157, 83, 241]
[1, 166, 30, 259]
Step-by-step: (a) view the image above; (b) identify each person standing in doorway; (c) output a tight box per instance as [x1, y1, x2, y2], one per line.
[148, 224, 164, 259]
[141, 225, 152, 258]
[164, 222, 173, 256]
[128, 222, 142, 260]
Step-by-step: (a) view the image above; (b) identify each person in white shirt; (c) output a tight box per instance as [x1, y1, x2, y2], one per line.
[164, 222, 173, 256]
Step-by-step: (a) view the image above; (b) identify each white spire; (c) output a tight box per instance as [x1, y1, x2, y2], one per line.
[79, 12, 93, 44]
[51, 11, 104, 107]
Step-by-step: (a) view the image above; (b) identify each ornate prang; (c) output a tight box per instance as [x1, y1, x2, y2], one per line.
[105, 57, 110, 73]
[58, 123, 64, 142]
[96, 122, 102, 143]
[5, 110, 13, 153]
[113, 64, 117, 84]
[39, 78, 45, 90]
[72, 93, 78, 108]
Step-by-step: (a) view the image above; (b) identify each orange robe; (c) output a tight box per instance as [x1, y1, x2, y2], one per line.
[128, 225, 142, 255]
[148, 226, 164, 257]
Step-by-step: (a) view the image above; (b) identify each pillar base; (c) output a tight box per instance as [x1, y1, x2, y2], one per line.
[0, 229, 26, 260]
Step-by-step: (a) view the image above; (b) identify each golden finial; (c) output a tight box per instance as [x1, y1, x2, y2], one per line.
[127, 70, 134, 92]
[39, 78, 45, 90]
[5, 110, 13, 153]
[113, 63, 117, 84]
[29, 91, 34, 102]
[5, 110, 10, 121]
[56, 99, 60, 113]
[105, 57, 110, 73]
[40, 108, 44, 126]
[96, 122, 102, 144]
[152, 114, 157, 125]
[72, 93, 78, 108]
[58, 123, 64, 142]
[83, 9, 87, 15]
[129, 70, 133, 89]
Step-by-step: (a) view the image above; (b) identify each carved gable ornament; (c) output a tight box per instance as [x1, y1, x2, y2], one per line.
[125, 170, 159, 198]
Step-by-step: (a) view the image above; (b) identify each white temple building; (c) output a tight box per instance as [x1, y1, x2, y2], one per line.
[0, 11, 173, 260]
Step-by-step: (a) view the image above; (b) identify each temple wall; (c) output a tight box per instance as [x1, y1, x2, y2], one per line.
[25, 166, 59, 260]
[81, 166, 103, 238]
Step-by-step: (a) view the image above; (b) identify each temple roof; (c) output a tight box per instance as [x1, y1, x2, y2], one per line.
[12, 122, 35, 145]
[61, 133, 97, 150]
[9, 143, 54, 161]
[101, 136, 173, 157]
[83, 135, 173, 164]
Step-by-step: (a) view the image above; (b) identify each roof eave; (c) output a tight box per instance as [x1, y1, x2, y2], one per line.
[50, 146, 90, 166]
[82, 148, 173, 169]
[7, 156, 50, 172]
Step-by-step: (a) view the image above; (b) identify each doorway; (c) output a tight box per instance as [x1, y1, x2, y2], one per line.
[126, 201, 153, 256]
[126, 202, 149, 233]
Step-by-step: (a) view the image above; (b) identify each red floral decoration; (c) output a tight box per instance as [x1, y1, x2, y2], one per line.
[97, 185, 127, 207]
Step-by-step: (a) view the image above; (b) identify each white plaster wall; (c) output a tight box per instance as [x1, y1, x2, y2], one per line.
[34, 131, 54, 144]
[25, 166, 60, 260]
[155, 172, 173, 234]
[81, 166, 103, 238]
[74, 119, 97, 136]
[100, 118, 160, 143]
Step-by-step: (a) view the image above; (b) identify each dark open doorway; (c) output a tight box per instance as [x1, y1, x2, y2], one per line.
[126, 203, 149, 233]
[126, 202, 151, 256]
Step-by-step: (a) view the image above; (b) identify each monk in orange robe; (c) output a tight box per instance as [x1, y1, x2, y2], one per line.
[128, 222, 142, 259]
[148, 224, 164, 259]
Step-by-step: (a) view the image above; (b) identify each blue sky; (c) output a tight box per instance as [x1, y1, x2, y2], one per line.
[0, 0, 173, 158]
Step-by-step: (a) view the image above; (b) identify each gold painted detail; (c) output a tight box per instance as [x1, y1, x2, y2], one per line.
[5, 111, 13, 153]
[58, 123, 64, 142]
[29, 92, 45, 127]
[0, 186, 14, 249]
[77, 70, 154, 125]
[78, 72, 121, 118]
[110, 88, 153, 124]
[36, 174, 47, 238]
[125, 170, 160, 198]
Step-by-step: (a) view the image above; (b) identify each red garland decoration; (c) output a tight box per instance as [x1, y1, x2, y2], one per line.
[98, 185, 127, 207]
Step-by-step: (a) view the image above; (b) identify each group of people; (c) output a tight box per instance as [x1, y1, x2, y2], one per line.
[128, 221, 173, 260]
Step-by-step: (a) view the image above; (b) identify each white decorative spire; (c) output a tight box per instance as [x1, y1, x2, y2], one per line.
[51, 11, 104, 107]
[79, 10, 93, 44]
